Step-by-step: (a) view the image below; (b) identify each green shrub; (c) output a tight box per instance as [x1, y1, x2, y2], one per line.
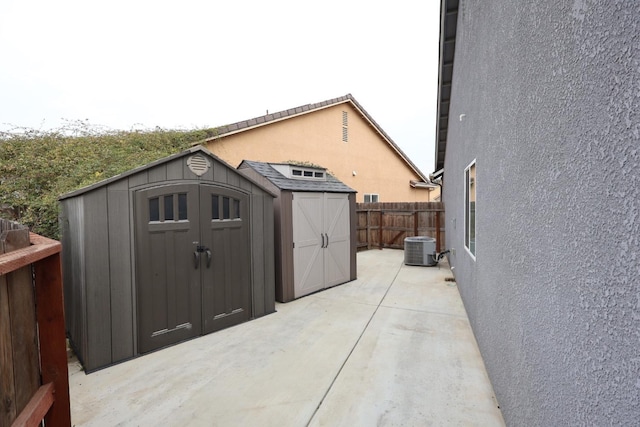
[0, 123, 215, 239]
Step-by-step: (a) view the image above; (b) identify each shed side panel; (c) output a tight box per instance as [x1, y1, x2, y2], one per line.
[128, 171, 149, 189]
[237, 166, 280, 196]
[60, 197, 87, 364]
[273, 196, 283, 302]
[239, 177, 252, 192]
[227, 172, 240, 188]
[251, 192, 266, 318]
[262, 195, 276, 313]
[278, 192, 294, 302]
[348, 193, 357, 280]
[83, 188, 112, 370]
[212, 160, 228, 183]
[107, 180, 134, 362]
[166, 159, 183, 180]
[148, 165, 167, 183]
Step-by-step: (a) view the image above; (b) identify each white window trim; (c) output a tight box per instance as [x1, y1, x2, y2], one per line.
[464, 159, 476, 261]
[271, 164, 326, 181]
[364, 193, 379, 203]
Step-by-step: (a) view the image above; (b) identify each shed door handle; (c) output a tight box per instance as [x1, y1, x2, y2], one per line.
[194, 251, 201, 269]
[325, 233, 329, 248]
[205, 249, 212, 268]
[321, 233, 325, 248]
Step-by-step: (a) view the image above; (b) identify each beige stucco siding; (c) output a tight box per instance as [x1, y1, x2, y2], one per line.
[206, 103, 433, 202]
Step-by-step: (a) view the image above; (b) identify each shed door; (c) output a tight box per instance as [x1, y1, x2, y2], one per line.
[135, 184, 201, 354]
[135, 183, 251, 354]
[324, 193, 350, 287]
[292, 193, 325, 297]
[292, 192, 351, 298]
[200, 185, 251, 334]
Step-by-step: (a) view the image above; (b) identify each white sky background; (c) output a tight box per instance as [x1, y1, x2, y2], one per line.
[0, 0, 441, 174]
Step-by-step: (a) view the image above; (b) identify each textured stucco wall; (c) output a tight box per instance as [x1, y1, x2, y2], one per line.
[443, 1, 640, 425]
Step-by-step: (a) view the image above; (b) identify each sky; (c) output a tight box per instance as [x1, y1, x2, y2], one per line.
[0, 0, 441, 174]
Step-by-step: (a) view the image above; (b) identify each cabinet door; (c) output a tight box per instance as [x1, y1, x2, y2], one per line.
[323, 193, 351, 287]
[292, 192, 325, 297]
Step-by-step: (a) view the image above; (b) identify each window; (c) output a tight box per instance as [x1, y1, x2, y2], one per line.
[212, 195, 220, 220]
[211, 194, 241, 221]
[149, 197, 160, 222]
[164, 195, 174, 220]
[465, 160, 476, 258]
[364, 194, 379, 203]
[178, 194, 188, 220]
[233, 199, 240, 219]
[286, 166, 325, 180]
[222, 197, 230, 219]
[149, 193, 188, 222]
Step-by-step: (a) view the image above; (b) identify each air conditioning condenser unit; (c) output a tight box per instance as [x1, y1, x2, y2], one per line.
[404, 236, 437, 266]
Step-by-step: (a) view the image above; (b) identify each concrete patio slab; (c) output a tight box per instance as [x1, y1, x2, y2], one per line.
[68, 249, 504, 426]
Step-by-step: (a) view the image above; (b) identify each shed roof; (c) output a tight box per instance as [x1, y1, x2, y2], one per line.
[59, 146, 277, 200]
[239, 160, 356, 193]
[200, 94, 431, 184]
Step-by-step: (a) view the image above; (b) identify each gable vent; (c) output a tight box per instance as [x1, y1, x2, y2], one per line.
[187, 155, 210, 176]
[342, 111, 348, 142]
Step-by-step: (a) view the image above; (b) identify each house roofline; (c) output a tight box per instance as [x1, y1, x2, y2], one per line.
[198, 94, 432, 184]
[410, 180, 438, 189]
[435, 0, 459, 172]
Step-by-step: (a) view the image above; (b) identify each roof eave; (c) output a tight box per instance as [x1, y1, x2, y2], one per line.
[435, 0, 459, 173]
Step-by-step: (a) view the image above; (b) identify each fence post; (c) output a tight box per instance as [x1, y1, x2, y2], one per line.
[378, 211, 383, 249]
[34, 252, 71, 427]
[366, 210, 371, 250]
[413, 211, 418, 237]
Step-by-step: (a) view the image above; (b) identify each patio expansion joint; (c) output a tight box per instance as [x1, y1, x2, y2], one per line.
[378, 304, 469, 320]
[305, 261, 404, 426]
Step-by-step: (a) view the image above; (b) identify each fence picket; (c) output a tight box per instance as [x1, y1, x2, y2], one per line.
[356, 202, 445, 251]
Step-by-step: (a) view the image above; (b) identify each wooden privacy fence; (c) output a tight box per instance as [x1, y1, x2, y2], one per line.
[356, 202, 445, 252]
[0, 220, 70, 427]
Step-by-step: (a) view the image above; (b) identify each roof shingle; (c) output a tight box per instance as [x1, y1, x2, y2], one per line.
[240, 160, 356, 193]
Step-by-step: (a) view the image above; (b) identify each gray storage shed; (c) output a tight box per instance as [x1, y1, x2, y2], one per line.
[60, 146, 276, 372]
[238, 161, 357, 302]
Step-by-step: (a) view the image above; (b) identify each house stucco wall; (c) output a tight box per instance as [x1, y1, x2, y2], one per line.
[206, 103, 435, 202]
[443, 1, 640, 425]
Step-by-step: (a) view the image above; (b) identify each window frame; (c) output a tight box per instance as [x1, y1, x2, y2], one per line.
[363, 193, 379, 203]
[464, 160, 476, 260]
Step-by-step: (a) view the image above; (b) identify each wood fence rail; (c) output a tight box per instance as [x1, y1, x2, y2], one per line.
[0, 219, 70, 427]
[356, 202, 445, 252]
